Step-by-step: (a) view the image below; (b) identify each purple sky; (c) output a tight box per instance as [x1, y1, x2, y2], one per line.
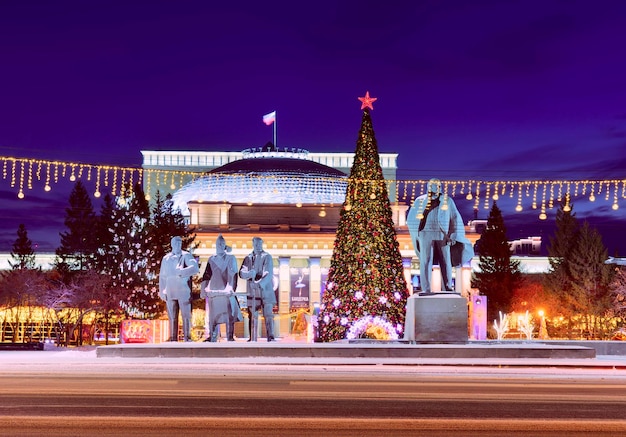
[1, 0, 626, 254]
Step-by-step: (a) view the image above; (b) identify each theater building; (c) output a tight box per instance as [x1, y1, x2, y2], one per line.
[142, 144, 480, 338]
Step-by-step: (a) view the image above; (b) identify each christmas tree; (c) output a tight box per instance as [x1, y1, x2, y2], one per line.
[108, 182, 162, 318]
[317, 92, 409, 342]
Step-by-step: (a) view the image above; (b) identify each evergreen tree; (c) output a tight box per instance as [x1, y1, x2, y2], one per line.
[317, 107, 408, 342]
[107, 182, 162, 318]
[471, 202, 523, 324]
[149, 190, 195, 269]
[55, 180, 98, 279]
[543, 200, 579, 313]
[93, 193, 117, 273]
[9, 224, 37, 270]
[544, 202, 616, 337]
[567, 221, 614, 337]
[609, 266, 626, 320]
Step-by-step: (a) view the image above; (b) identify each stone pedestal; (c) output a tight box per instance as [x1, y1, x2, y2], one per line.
[404, 293, 468, 343]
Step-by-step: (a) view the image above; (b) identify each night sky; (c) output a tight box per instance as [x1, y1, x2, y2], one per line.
[1, 0, 625, 254]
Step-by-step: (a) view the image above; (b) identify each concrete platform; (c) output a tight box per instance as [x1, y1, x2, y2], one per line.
[96, 340, 596, 360]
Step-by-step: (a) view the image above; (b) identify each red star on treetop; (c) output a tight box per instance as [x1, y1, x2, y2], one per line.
[358, 91, 377, 110]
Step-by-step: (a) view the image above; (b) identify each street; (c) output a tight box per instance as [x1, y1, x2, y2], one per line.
[1, 351, 626, 436]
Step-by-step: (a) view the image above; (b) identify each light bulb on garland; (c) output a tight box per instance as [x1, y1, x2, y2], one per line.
[17, 191, 24, 199]
[94, 190, 101, 198]
[563, 193, 571, 212]
[515, 204, 523, 212]
[539, 212, 547, 220]
[345, 203, 352, 211]
[5, 155, 626, 221]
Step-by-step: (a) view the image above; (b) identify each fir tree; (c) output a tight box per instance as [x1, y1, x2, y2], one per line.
[543, 200, 579, 311]
[609, 266, 626, 320]
[317, 107, 408, 342]
[108, 182, 162, 318]
[149, 190, 195, 269]
[55, 180, 98, 279]
[93, 192, 117, 273]
[544, 202, 615, 337]
[9, 224, 36, 270]
[567, 221, 614, 337]
[471, 202, 523, 324]
[89, 192, 128, 334]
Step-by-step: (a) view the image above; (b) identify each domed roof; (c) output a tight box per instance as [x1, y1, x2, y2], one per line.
[213, 156, 346, 178]
[172, 144, 348, 213]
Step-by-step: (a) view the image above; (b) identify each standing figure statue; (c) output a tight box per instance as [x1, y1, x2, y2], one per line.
[159, 236, 199, 341]
[239, 237, 276, 342]
[200, 234, 242, 342]
[407, 178, 474, 293]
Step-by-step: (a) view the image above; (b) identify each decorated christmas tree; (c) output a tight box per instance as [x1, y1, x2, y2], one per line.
[108, 182, 162, 319]
[316, 92, 409, 342]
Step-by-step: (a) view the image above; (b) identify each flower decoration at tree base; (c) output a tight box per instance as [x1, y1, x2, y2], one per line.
[346, 315, 399, 341]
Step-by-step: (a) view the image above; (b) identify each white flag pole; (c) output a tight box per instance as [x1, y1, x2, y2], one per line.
[273, 111, 277, 147]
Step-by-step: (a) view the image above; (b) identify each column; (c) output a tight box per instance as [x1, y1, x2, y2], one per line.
[277, 257, 290, 337]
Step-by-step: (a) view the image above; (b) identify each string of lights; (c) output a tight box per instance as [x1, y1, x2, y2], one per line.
[2, 155, 624, 219]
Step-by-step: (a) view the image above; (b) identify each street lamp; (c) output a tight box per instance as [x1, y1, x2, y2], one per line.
[538, 309, 548, 339]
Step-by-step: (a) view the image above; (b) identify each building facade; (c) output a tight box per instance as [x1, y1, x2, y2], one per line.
[142, 145, 482, 338]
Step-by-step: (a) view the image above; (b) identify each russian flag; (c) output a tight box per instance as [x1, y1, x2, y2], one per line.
[262, 111, 276, 126]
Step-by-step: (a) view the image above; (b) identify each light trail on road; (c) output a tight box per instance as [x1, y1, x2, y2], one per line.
[1, 367, 626, 436]
[1, 416, 626, 437]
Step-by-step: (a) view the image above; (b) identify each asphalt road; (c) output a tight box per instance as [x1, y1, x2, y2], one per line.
[1, 358, 626, 436]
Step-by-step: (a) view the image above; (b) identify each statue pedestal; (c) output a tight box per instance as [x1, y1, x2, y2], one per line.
[404, 293, 468, 343]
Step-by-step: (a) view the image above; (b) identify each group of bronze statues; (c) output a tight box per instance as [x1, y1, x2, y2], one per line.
[158, 235, 275, 342]
[157, 178, 474, 342]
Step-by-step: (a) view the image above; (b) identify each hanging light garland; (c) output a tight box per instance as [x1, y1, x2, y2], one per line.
[1, 155, 625, 220]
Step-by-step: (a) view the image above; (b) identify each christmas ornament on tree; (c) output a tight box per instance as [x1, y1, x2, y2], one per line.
[316, 93, 409, 342]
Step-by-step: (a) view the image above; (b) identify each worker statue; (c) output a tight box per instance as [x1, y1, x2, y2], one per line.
[407, 178, 474, 294]
[158, 236, 199, 341]
[200, 234, 242, 342]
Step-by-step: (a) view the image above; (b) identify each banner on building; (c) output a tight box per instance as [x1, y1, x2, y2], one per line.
[289, 267, 310, 310]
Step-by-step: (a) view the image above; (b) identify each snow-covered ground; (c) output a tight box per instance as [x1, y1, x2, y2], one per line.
[1, 346, 626, 379]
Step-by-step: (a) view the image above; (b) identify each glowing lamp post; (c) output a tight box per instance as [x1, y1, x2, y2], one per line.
[537, 309, 548, 339]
